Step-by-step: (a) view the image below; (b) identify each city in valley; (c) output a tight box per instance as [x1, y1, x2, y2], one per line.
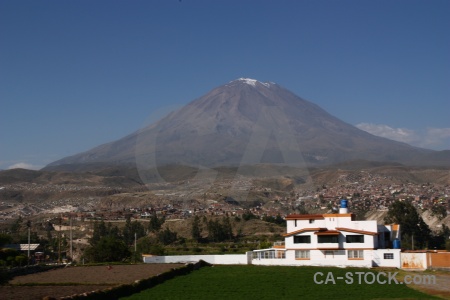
[1, 164, 449, 249]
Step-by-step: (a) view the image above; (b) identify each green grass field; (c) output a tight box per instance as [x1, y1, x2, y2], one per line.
[122, 265, 437, 300]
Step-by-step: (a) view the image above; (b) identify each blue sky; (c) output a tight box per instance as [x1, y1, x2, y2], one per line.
[1, 0, 449, 170]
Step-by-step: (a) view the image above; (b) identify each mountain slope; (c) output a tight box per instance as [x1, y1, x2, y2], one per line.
[45, 78, 447, 170]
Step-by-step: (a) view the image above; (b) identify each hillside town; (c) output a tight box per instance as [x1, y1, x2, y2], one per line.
[1, 168, 449, 230]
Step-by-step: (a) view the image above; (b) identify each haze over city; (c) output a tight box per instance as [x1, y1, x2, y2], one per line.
[1, 0, 449, 170]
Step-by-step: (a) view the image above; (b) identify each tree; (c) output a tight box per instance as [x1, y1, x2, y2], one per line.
[132, 221, 146, 240]
[429, 224, 450, 250]
[84, 236, 130, 263]
[122, 216, 133, 246]
[191, 215, 201, 242]
[10, 216, 23, 242]
[123, 217, 146, 246]
[262, 214, 285, 226]
[90, 220, 107, 245]
[222, 216, 233, 241]
[384, 200, 431, 249]
[431, 204, 447, 220]
[0, 234, 12, 247]
[157, 228, 177, 245]
[15, 255, 27, 267]
[136, 237, 165, 256]
[84, 219, 131, 262]
[207, 217, 233, 242]
[242, 211, 257, 221]
[148, 214, 165, 232]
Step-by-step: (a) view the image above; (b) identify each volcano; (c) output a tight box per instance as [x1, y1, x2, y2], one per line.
[45, 78, 447, 171]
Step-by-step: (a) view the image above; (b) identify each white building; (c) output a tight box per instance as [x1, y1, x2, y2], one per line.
[144, 200, 402, 268]
[251, 200, 401, 268]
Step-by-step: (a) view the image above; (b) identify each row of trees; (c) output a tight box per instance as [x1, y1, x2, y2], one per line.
[83, 216, 146, 263]
[190, 212, 286, 243]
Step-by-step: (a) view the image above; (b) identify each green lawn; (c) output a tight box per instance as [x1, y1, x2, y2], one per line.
[122, 265, 437, 300]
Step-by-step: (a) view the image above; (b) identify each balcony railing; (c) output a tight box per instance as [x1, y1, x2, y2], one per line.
[273, 241, 285, 248]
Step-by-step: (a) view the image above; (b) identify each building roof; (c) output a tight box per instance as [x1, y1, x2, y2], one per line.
[283, 228, 327, 237]
[286, 213, 355, 220]
[4, 244, 40, 251]
[285, 214, 325, 220]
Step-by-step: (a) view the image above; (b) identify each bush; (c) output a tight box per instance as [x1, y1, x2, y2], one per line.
[15, 255, 27, 267]
[84, 236, 130, 263]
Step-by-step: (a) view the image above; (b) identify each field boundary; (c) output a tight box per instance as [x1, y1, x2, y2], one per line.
[1, 265, 65, 284]
[54, 260, 211, 300]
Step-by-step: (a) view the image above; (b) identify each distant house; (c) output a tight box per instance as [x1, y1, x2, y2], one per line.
[4, 244, 41, 252]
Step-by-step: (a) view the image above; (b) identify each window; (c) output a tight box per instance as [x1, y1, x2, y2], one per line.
[346, 235, 364, 243]
[294, 219, 297, 227]
[295, 250, 310, 259]
[263, 251, 275, 259]
[324, 250, 334, 257]
[348, 250, 364, 259]
[383, 253, 394, 259]
[318, 235, 338, 243]
[294, 235, 311, 244]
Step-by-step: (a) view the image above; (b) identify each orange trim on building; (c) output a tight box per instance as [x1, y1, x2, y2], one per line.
[335, 227, 378, 236]
[286, 213, 356, 220]
[285, 214, 325, 220]
[286, 248, 319, 251]
[345, 248, 374, 250]
[317, 247, 340, 250]
[323, 213, 355, 218]
[273, 245, 285, 249]
[283, 227, 326, 237]
[315, 230, 340, 236]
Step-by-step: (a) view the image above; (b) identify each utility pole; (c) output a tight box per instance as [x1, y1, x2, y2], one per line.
[69, 215, 73, 262]
[134, 232, 137, 263]
[26, 220, 31, 265]
[58, 215, 62, 264]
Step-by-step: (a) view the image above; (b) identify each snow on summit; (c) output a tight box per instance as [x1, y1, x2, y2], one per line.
[238, 78, 258, 86]
[231, 78, 273, 87]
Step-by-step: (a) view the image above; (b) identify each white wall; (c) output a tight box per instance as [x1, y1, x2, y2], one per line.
[400, 253, 427, 270]
[251, 259, 372, 268]
[372, 249, 401, 268]
[143, 250, 400, 269]
[143, 254, 249, 265]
